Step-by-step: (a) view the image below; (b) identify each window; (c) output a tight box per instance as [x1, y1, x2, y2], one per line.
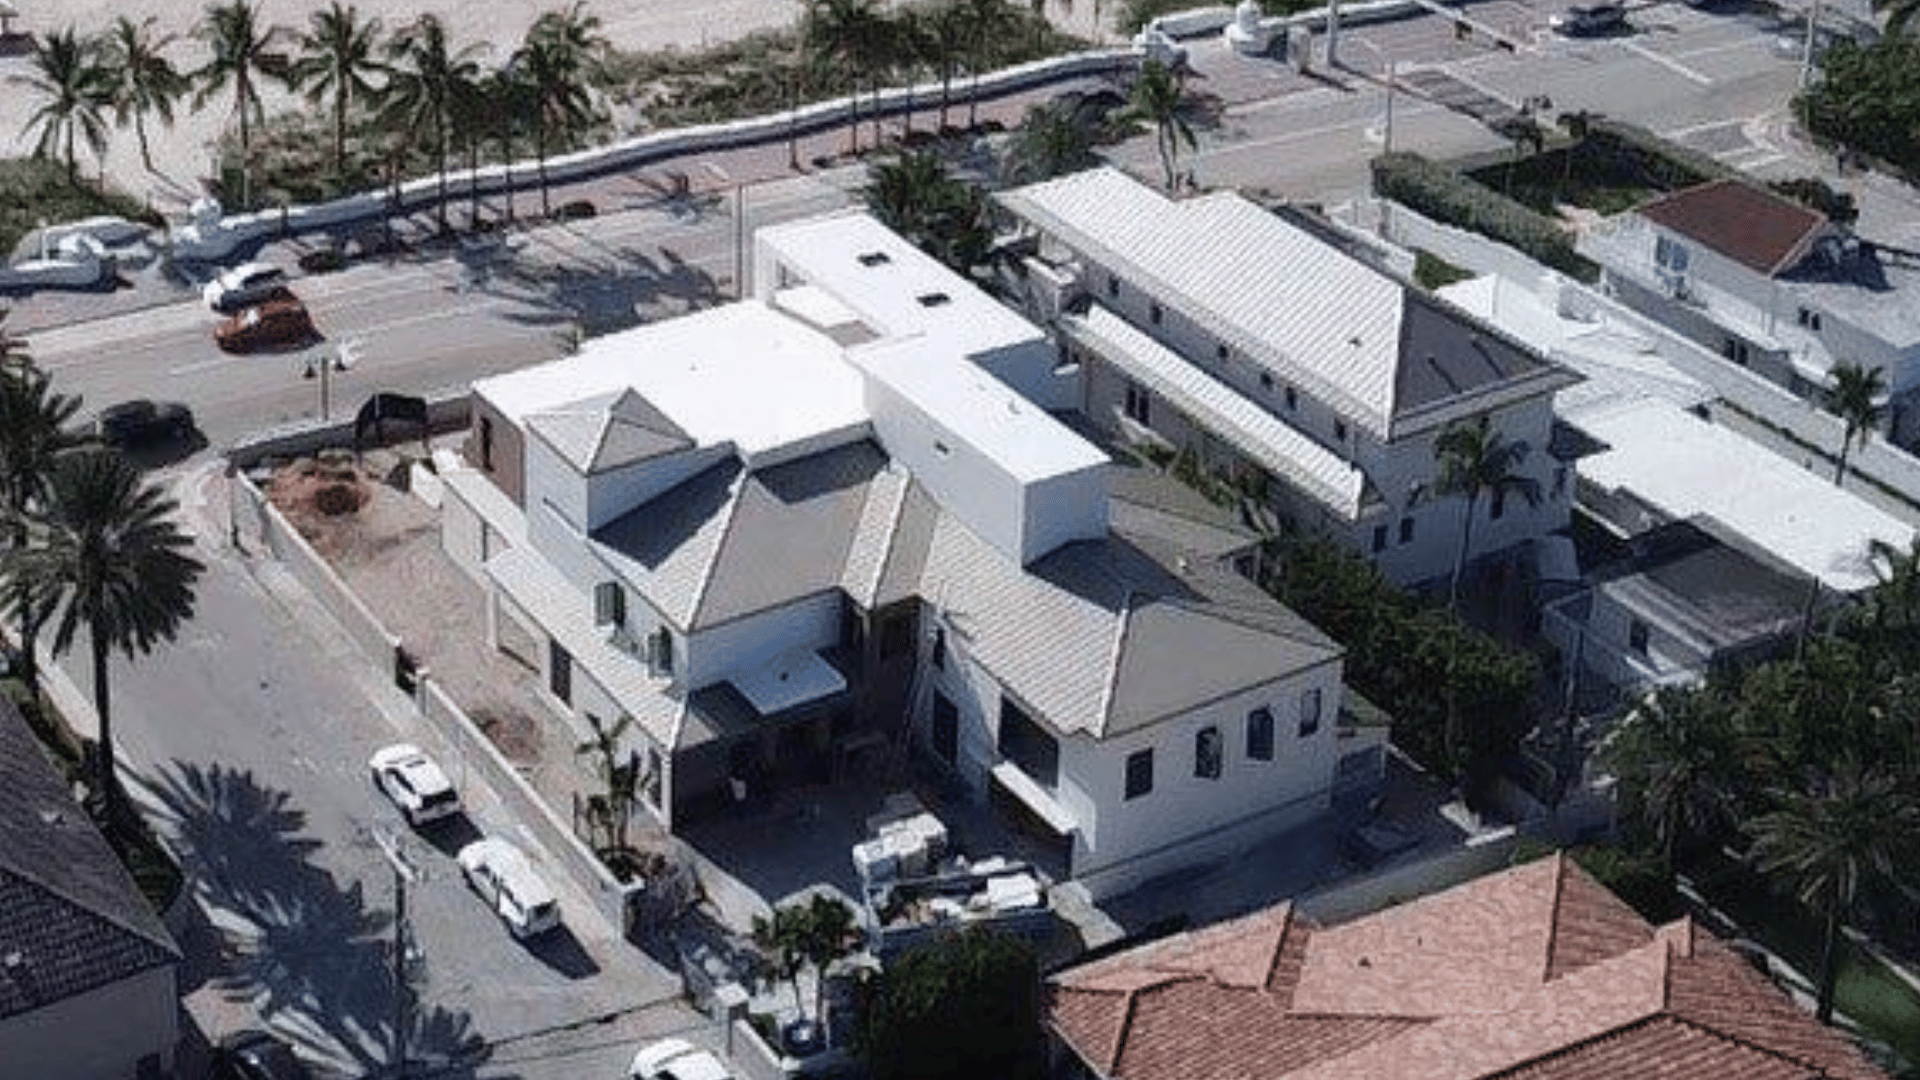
[1195, 726, 1223, 780]
[478, 416, 495, 470]
[643, 747, 664, 808]
[1149, 302, 1163, 326]
[1491, 490, 1507, 520]
[648, 626, 674, 676]
[1334, 419, 1348, 443]
[1215, 342, 1230, 361]
[1723, 338, 1750, 366]
[1655, 235, 1690, 274]
[1125, 748, 1154, 800]
[1553, 465, 1568, 499]
[1797, 307, 1822, 331]
[998, 697, 1059, 789]
[1246, 707, 1275, 761]
[1628, 619, 1651, 656]
[1398, 516, 1415, 545]
[593, 581, 626, 627]
[1298, 688, 1322, 737]
[1260, 372, 1275, 391]
[932, 692, 959, 764]
[1124, 381, 1152, 424]
[931, 626, 947, 670]
[1106, 273, 1120, 299]
[1285, 386, 1298, 411]
[1372, 525, 1388, 553]
[548, 639, 573, 705]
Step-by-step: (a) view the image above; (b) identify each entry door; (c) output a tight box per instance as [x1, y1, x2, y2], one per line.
[549, 639, 573, 705]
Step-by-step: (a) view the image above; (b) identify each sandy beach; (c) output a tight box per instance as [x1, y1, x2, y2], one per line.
[1, 0, 1115, 217]
[0, 0, 810, 212]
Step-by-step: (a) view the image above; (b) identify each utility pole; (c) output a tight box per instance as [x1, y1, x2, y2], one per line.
[373, 829, 421, 1079]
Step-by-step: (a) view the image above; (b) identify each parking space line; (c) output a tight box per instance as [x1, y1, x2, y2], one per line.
[1622, 39, 1713, 85]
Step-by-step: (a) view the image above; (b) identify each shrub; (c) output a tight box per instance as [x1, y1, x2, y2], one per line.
[1371, 152, 1598, 282]
[1413, 249, 1474, 290]
[0, 157, 162, 261]
[1583, 118, 1735, 190]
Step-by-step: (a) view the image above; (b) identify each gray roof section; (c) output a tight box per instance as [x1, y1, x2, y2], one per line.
[1001, 168, 1571, 440]
[920, 512, 1341, 738]
[526, 388, 692, 473]
[0, 698, 177, 1019]
[1600, 522, 1808, 654]
[596, 442, 886, 629]
[1106, 463, 1259, 563]
[1392, 291, 1579, 432]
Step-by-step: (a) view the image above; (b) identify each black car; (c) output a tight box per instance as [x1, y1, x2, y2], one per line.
[1550, 3, 1628, 35]
[211, 1030, 313, 1080]
[97, 399, 194, 448]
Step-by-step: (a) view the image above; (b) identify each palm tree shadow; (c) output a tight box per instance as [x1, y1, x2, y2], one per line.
[486, 243, 724, 334]
[619, 173, 725, 222]
[144, 761, 492, 1078]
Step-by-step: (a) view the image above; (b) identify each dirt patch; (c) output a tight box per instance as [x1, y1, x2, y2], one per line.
[262, 451, 378, 562]
[466, 706, 543, 763]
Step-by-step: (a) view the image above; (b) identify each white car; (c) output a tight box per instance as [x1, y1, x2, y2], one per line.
[457, 837, 561, 939]
[202, 261, 288, 313]
[630, 1038, 732, 1080]
[368, 743, 461, 826]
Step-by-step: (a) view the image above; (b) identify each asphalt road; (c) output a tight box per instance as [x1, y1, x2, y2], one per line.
[73, 465, 718, 1080]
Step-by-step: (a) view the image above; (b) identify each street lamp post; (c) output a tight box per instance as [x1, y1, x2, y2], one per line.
[704, 162, 746, 299]
[1341, 37, 1397, 154]
[373, 829, 420, 1079]
[303, 339, 360, 422]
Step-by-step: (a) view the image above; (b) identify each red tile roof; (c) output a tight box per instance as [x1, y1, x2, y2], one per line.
[1638, 179, 1831, 277]
[1047, 854, 1889, 1080]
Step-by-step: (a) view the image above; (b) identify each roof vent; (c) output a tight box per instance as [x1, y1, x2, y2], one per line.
[858, 251, 891, 267]
[36, 808, 63, 827]
[1348, 335, 1363, 347]
[916, 292, 951, 308]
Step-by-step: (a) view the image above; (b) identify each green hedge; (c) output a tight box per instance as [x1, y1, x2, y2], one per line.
[1583, 118, 1735, 191]
[1370, 151, 1598, 282]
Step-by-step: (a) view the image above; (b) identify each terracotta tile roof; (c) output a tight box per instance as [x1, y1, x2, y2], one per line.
[1638, 179, 1830, 277]
[1047, 854, 1891, 1080]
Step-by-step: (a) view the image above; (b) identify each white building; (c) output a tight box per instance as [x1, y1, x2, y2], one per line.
[441, 212, 1381, 899]
[997, 167, 1582, 587]
[1579, 178, 1920, 443]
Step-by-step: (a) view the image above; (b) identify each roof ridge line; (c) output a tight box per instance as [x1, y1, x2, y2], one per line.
[1481, 1013, 1669, 1080]
[1543, 851, 1568, 982]
[684, 464, 749, 627]
[1156, 594, 1338, 654]
[1662, 1012, 1841, 1078]
[863, 466, 912, 600]
[1096, 589, 1137, 734]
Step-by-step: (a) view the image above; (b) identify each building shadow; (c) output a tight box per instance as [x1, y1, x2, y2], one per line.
[143, 761, 492, 1079]
[520, 925, 602, 980]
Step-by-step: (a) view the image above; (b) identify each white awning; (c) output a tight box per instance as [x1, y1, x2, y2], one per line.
[990, 762, 1079, 836]
[1065, 305, 1367, 519]
[732, 648, 847, 715]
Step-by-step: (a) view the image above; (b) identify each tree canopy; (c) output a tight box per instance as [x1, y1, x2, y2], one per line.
[856, 927, 1043, 1080]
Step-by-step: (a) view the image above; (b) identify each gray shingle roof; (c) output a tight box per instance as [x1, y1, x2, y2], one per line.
[526, 388, 692, 473]
[595, 441, 886, 630]
[920, 511, 1341, 737]
[0, 698, 177, 1019]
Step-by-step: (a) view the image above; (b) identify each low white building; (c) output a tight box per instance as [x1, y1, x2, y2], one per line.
[997, 167, 1582, 587]
[441, 211, 1381, 899]
[1580, 178, 1920, 443]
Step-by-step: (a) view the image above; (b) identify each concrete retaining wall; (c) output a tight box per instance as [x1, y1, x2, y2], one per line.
[1296, 827, 1521, 924]
[174, 49, 1140, 259]
[226, 394, 472, 470]
[232, 472, 644, 937]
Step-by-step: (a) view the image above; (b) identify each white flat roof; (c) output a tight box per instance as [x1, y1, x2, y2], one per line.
[1578, 399, 1912, 592]
[473, 301, 869, 461]
[1438, 276, 1714, 419]
[756, 211, 1049, 359]
[854, 335, 1109, 483]
[732, 648, 848, 716]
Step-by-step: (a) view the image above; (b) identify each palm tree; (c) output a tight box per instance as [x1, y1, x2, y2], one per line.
[1431, 415, 1540, 611]
[927, 2, 971, 130]
[381, 15, 486, 236]
[287, 3, 386, 180]
[865, 151, 992, 273]
[574, 712, 638, 854]
[1865, 535, 1920, 633]
[482, 67, 534, 223]
[962, 0, 1016, 126]
[1119, 60, 1195, 192]
[513, 12, 603, 218]
[6, 448, 203, 826]
[1748, 763, 1920, 1024]
[1872, 0, 1920, 34]
[1823, 361, 1884, 487]
[528, 2, 609, 72]
[1602, 686, 1740, 876]
[0, 363, 83, 697]
[101, 17, 190, 173]
[10, 27, 114, 183]
[194, 0, 287, 210]
[806, 0, 887, 154]
[1005, 99, 1097, 182]
[0, 308, 29, 371]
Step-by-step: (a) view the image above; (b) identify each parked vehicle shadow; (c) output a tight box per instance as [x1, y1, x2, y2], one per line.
[142, 761, 493, 1079]
[521, 925, 602, 980]
[416, 812, 485, 859]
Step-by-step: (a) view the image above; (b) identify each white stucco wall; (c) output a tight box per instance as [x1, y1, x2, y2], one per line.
[583, 445, 734, 532]
[0, 964, 178, 1080]
[683, 592, 844, 690]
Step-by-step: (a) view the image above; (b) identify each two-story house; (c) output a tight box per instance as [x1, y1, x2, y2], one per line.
[1580, 178, 1920, 443]
[997, 167, 1581, 587]
[440, 211, 1379, 899]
